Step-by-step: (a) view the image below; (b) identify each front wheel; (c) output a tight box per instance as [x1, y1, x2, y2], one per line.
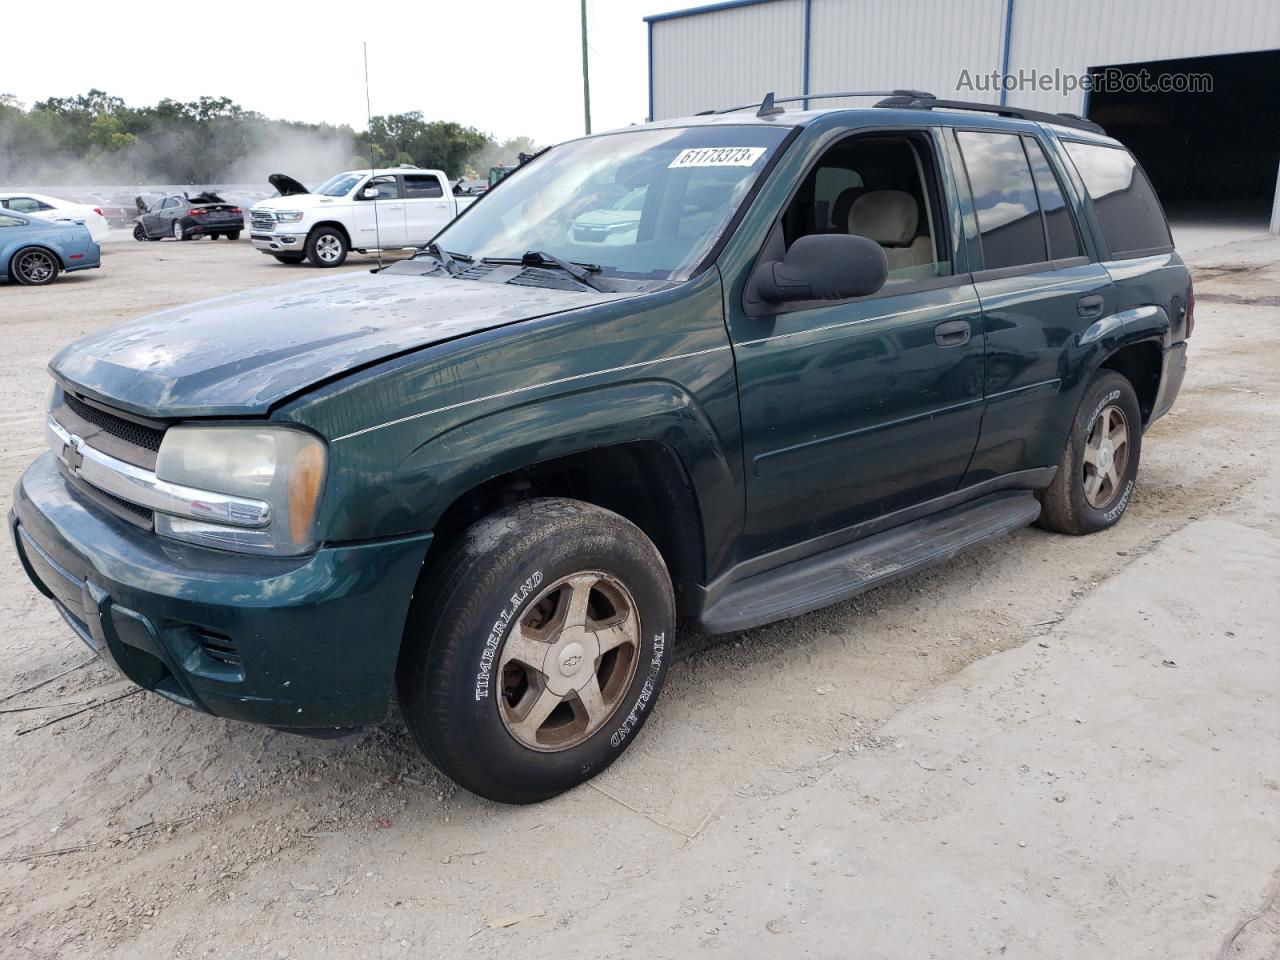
[1037, 370, 1142, 535]
[306, 227, 347, 267]
[132, 223, 146, 241]
[397, 498, 674, 804]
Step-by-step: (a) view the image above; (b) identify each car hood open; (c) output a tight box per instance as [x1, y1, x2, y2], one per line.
[50, 272, 626, 419]
[268, 173, 310, 196]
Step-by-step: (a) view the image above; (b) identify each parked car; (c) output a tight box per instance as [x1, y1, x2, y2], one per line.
[132, 192, 244, 241]
[11, 94, 1190, 804]
[247, 167, 477, 267]
[0, 193, 110, 243]
[0, 211, 100, 285]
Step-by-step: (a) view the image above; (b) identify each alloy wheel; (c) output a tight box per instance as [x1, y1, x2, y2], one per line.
[497, 571, 641, 752]
[15, 250, 55, 284]
[315, 234, 343, 263]
[1082, 404, 1130, 508]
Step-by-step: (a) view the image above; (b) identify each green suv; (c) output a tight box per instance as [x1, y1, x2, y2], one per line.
[11, 93, 1191, 803]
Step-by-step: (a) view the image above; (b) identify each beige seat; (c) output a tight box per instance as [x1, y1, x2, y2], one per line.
[846, 190, 934, 276]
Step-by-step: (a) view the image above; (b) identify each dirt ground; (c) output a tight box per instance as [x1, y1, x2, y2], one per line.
[1, 233, 1278, 959]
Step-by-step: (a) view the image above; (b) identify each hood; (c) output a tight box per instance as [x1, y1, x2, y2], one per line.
[51, 272, 626, 419]
[269, 173, 309, 196]
[252, 192, 343, 212]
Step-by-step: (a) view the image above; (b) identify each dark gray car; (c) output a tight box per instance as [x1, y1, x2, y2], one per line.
[132, 192, 244, 241]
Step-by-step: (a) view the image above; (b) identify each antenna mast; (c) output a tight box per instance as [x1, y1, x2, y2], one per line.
[363, 42, 384, 271]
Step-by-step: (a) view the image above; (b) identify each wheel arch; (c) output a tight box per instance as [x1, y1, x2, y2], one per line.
[8, 243, 65, 274]
[1098, 339, 1163, 424]
[307, 220, 352, 247]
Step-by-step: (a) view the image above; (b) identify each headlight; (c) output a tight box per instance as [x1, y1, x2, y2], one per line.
[46, 380, 62, 412]
[275, 211, 304, 223]
[153, 426, 327, 556]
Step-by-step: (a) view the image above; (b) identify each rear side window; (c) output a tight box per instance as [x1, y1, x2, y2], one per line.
[1024, 138, 1083, 260]
[1063, 141, 1172, 257]
[956, 131, 1047, 270]
[403, 175, 443, 199]
[0, 214, 23, 227]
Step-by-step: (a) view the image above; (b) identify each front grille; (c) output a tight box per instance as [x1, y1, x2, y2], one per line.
[63, 393, 164, 452]
[250, 211, 274, 229]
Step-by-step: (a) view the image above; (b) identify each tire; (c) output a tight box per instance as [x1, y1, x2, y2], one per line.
[397, 498, 675, 804]
[227, 231, 241, 241]
[10, 247, 60, 285]
[272, 254, 306, 264]
[1037, 370, 1142, 535]
[132, 223, 146, 241]
[208, 233, 220, 240]
[172, 220, 188, 241]
[306, 227, 347, 267]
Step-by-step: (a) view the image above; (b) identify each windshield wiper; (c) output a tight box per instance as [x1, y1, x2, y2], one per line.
[482, 251, 613, 293]
[418, 241, 472, 276]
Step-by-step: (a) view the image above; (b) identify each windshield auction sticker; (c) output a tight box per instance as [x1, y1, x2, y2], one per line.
[668, 147, 767, 168]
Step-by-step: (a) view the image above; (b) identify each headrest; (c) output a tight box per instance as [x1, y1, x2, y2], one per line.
[831, 187, 865, 233]
[847, 190, 919, 247]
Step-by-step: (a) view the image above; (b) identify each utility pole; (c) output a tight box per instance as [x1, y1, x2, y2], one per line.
[581, 0, 592, 134]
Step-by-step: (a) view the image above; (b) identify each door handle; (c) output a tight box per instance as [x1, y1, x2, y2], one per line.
[934, 320, 972, 348]
[1077, 294, 1104, 317]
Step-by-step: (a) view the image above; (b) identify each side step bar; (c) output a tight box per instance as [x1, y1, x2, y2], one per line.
[697, 491, 1041, 635]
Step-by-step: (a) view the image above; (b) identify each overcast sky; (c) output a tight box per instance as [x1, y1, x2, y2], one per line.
[4, 0, 695, 146]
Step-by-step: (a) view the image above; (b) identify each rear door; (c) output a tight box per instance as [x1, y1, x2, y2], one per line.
[951, 126, 1114, 482]
[402, 174, 455, 243]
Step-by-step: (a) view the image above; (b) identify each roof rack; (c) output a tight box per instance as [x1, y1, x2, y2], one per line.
[701, 89, 936, 117]
[873, 93, 1105, 134]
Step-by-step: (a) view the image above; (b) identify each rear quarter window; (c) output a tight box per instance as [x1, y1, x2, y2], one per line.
[1063, 141, 1172, 257]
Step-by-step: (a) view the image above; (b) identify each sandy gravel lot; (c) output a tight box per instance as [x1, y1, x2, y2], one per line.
[1, 233, 1277, 959]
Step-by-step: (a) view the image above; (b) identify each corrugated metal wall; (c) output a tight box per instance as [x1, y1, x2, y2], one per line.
[650, 0, 805, 119]
[807, 0, 1005, 109]
[1007, 0, 1280, 112]
[649, 0, 1280, 119]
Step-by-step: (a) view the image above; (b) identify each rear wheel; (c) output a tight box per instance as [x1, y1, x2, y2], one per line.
[226, 230, 241, 241]
[10, 247, 60, 285]
[397, 498, 674, 804]
[306, 227, 347, 267]
[1038, 370, 1142, 535]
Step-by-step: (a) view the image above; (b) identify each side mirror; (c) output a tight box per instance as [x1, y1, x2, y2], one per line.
[755, 234, 888, 304]
[361, 186, 380, 200]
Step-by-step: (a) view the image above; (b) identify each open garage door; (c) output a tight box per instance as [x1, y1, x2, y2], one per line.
[1086, 50, 1280, 246]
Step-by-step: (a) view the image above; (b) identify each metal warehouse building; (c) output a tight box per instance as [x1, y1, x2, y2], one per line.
[644, 0, 1280, 233]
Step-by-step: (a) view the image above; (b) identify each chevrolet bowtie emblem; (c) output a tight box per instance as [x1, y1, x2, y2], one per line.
[62, 436, 85, 473]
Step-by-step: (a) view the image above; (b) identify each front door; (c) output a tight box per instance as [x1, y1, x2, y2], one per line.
[351, 175, 407, 248]
[728, 129, 985, 556]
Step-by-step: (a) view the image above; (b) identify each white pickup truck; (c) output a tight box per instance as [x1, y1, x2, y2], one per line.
[248, 167, 477, 267]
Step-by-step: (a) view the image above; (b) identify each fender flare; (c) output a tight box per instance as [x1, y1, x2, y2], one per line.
[383, 380, 742, 582]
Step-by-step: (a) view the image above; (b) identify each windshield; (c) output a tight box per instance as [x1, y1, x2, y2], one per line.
[313, 173, 363, 197]
[435, 125, 791, 281]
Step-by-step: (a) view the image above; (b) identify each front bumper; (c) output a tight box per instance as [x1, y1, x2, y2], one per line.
[250, 231, 306, 253]
[11, 453, 431, 729]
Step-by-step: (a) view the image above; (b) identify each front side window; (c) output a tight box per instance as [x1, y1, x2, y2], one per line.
[781, 133, 952, 286]
[956, 130, 1047, 270]
[1063, 141, 1172, 257]
[361, 176, 400, 200]
[403, 175, 444, 199]
[433, 125, 792, 281]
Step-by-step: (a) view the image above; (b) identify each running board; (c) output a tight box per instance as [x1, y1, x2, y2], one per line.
[697, 491, 1041, 634]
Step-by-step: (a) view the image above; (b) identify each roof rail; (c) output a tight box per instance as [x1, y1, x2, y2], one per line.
[873, 93, 1105, 134]
[703, 89, 936, 116]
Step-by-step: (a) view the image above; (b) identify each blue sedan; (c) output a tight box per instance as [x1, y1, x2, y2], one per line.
[0, 211, 101, 286]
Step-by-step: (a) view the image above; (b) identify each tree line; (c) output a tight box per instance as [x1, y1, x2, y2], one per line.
[0, 90, 538, 185]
